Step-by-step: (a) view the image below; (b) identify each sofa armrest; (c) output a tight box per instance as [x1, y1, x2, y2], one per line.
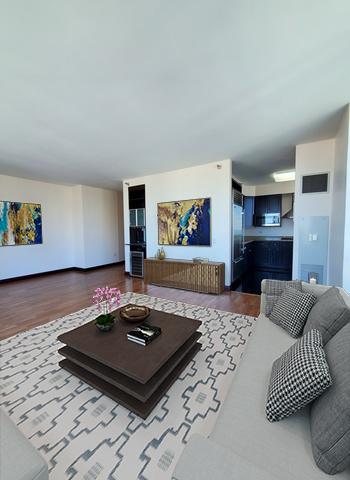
[172, 434, 280, 480]
[0, 409, 48, 480]
[260, 279, 268, 314]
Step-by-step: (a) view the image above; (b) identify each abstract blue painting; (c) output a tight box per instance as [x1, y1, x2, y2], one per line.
[158, 198, 211, 246]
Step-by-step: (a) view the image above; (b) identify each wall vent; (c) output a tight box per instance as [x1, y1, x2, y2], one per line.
[302, 173, 329, 194]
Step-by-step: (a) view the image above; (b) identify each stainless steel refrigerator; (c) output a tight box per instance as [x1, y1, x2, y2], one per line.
[232, 190, 246, 285]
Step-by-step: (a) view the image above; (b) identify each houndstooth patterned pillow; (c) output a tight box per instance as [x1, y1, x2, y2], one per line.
[264, 279, 302, 296]
[269, 287, 316, 337]
[264, 280, 302, 316]
[266, 329, 332, 422]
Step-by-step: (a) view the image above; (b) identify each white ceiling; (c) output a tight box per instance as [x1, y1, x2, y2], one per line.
[0, 1, 349, 188]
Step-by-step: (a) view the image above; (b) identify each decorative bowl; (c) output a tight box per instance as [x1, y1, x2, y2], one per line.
[119, 304, 151, 323]
[95, 314, 116, 332]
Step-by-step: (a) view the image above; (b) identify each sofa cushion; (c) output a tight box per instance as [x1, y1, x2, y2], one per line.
[173, 434, 281, 480]
[270, 287, 316, 337]
[304, 286, 350, 345]
[0, 408, 48, 480]
[263, 280, 302, 316]
[310, 322, 350, 474]
[210, 314, 350, 480]
[266, 330, 332, 422]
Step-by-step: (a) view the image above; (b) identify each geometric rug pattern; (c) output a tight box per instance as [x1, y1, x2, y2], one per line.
[0, 292, 256, 480]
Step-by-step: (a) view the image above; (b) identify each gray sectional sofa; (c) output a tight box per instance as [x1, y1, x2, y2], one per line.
[0, 409, 48, 480]
[173, 281, 350, 480]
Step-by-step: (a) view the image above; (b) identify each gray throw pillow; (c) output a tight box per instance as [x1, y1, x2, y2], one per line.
[304, 286, 350, 345]
[264, 280, 302, 316]
[269, 287, 316, 337]
[310, 322, 350, 474]
[266, 329, 332, 422]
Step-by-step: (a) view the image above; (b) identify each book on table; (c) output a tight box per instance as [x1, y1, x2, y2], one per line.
[127, 323, 161, 346]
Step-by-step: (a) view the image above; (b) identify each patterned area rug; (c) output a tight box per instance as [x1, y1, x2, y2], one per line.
[0, 293, 256, 480]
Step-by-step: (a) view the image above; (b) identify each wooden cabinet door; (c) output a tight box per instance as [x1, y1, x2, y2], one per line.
[253, 241, 271, 268]
[244, 196, 254, 228]
[129, 209, 137, 227]
[254, 194, 282, 215]
[278, 242, 293, 271]
[254, 196, 268, 216]
[266, 194, 282, 214]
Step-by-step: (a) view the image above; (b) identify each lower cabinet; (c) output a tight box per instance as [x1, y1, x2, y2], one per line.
[242, 269, 292, 294]
[241, 241, 293, 294]
[144, 258, 225, 294]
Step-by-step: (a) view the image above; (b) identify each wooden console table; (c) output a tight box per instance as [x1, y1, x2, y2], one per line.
[144, 258, 225, 295]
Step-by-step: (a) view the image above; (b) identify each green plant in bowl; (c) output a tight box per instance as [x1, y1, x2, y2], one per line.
[93, 286, 121, 332]
[95, 313, 115, 332]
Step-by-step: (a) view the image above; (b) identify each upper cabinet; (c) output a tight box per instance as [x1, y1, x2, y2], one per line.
[266, 194, 281, 214]
[254, 194, 282, 215]
[244, 196, 255, 228]
[129, 184, 145, 210]
[129, 185, 146, 227]
[129, 208, 145, 227]
[253, 194, 282, 227]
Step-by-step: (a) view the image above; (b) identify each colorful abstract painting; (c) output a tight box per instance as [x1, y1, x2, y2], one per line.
[158, 198, 211, 246]
[0, 201, 42, 246]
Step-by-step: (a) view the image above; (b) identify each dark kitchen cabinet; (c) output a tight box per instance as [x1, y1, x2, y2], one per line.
[129, 185, 145, 209]
[244, 242, 255, 270]
[254, 196, 267, 217]
[254, 240, 292, 270]
[266, 194, 281, 214]
[244, 196, 254, 228]
[241, 240, 293, 294]
[254, 194, 282, 216]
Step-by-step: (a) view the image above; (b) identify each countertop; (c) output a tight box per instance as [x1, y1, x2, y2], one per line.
[244, 236, 293, 244]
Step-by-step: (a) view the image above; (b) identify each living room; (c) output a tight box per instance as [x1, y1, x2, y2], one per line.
[1, 2, 350, 480]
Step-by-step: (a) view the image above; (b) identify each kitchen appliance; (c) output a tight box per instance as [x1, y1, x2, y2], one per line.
[254, 212, 281, 227]
[130, 251, 144, 277]
[232, 190, 246, 284]
[129, 226, 146, 245]
[129, 241, 146, 277]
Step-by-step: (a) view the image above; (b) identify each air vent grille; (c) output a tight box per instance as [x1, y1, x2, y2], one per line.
[302, 174, 328, 194]
[233, 189, 243, 206]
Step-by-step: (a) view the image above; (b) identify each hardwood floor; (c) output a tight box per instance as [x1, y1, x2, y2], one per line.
[0, 264, 260, 340]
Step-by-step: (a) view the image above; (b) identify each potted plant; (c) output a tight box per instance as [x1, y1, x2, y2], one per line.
[93, 286, 121, 331]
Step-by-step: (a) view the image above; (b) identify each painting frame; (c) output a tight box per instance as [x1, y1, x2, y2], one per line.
[157, 197, 211, 247]
[0, 200, 43, 247]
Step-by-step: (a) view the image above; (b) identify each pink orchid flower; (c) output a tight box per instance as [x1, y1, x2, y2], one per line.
[93, 286, 121, 315]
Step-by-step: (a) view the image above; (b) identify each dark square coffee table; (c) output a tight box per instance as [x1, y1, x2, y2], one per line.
[57, 308, 202, 418]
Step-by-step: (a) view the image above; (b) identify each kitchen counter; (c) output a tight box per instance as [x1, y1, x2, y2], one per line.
[244, 236, 293, 244]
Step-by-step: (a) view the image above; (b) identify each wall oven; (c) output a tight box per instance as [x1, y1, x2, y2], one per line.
[129, 226, 146, 245]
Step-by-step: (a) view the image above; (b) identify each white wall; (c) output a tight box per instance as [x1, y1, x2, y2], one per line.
[242, 181, 295, 196]
[123, 160, 232, 285]
[0, 175, 124, 279]
[341, 107, 350, 292]
[72, 185, 85, 268]
[245, 218, 294, 238]
[293, 139, 335, 282]
[0, 175, 74, 279]
[329, 107, 349, 286]
[116, 190, 125, 267]
[80, 186, 123, 268]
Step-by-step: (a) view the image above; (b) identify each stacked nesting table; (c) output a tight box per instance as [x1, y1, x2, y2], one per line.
[57, 308, 202, 419]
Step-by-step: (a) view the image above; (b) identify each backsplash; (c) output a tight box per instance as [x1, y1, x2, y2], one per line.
[245, 218, 294, 237]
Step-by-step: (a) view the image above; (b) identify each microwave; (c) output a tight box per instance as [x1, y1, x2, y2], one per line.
[254, 213, 281, 227]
